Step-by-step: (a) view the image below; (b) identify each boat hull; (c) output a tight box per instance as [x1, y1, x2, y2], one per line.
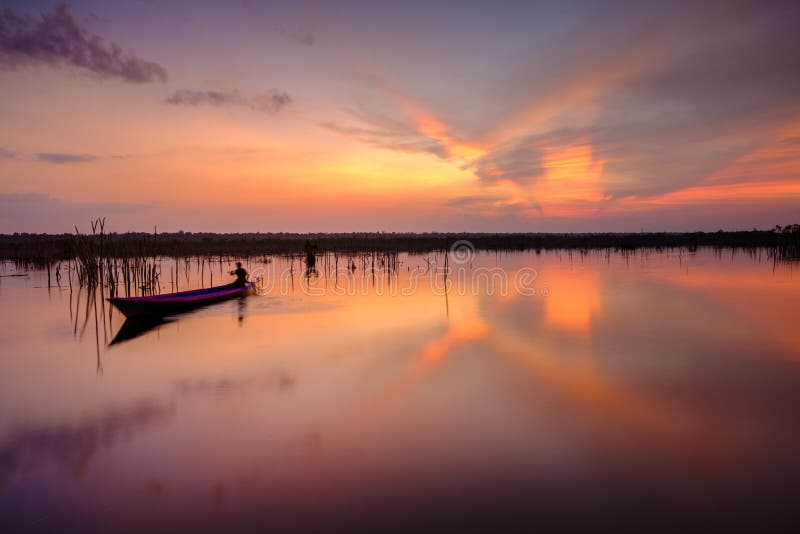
[109, 282, 255, 318]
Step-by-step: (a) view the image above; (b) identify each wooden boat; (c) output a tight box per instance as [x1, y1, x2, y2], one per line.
[108, 282, 256, 318]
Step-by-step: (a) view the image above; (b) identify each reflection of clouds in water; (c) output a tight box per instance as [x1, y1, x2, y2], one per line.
[2, 252, 799, 530]
[174, 370, 296, 396]
[0, 400, 174, 489]
[188, 295, 338, 319]
[143, 478, 166, 498]
[477, 273, 800, 474]
[250, 296, 339, 314]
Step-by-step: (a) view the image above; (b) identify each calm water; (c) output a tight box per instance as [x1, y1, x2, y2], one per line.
[1, 250, 799, 532]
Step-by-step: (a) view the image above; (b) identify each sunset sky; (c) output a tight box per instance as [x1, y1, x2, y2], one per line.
[1, 0, 798, 233]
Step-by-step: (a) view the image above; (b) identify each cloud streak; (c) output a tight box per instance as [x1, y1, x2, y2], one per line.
[165, 89, 292, 115]
[35, 152, 96, 164]
[1, 148, 111, 164]
[319, 97, 471, 160]
[321, 120, 450, 159]
[444, 195, 505, 207]
[0, 2, 167, 83]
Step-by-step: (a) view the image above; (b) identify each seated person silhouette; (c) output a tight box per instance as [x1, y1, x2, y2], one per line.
[230, 262, 248, 287]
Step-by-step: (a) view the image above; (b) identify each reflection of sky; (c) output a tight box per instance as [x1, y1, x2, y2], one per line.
[1, 1, 799, 232]
[1, 250, 799, 528]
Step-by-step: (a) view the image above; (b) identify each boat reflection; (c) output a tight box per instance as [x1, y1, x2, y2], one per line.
[109, 316, 175, 346]
[238, 295, 246, 325]
[110, 295, 250, 344]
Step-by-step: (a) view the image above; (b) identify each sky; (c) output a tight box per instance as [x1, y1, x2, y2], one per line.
[0, 0, 798, 233]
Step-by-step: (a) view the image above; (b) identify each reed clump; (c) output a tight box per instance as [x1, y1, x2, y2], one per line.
[774, 224, 800, 262]
[70, 218, 162, 295]
[304, 239, 317, 269]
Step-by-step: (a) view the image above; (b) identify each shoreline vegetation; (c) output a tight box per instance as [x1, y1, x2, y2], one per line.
[1, 225, 799, 265]
[1, 221, 796, 295]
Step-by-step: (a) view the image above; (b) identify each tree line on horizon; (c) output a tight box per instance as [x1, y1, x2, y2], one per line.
[0, 224, 797, 266]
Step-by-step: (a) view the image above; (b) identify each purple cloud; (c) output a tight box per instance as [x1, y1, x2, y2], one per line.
[0, 147, 18, 159]
[444, 195, 505, 207]
[165, 89, 292, 115]
[0, 149, 131, 164]
[0, 2, 167, 83]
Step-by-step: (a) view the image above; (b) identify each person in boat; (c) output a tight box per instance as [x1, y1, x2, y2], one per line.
[230, 262, 248, 287]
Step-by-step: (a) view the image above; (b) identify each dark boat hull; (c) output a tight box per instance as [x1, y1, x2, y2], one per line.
[109, 282, 255, 318]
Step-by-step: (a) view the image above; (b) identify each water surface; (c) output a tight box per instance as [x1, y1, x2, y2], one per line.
[1, 250, 799, 531]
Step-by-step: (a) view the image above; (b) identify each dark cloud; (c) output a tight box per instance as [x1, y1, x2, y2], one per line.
[35, 152, 96, 164]
[275, 24, 315, 46]
[0, 148, 128, 164]
[165, 89, 292, 114]
[444, 195, 505, 207]
[0, 2, 167, 83]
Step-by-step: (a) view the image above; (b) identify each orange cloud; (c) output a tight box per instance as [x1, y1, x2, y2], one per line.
[536, 143, 608, 216]
[368, 76, 487, 161]
[632, 180, 800, 207]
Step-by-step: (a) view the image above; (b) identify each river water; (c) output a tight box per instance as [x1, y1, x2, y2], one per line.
[1, 249, 799, 531]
